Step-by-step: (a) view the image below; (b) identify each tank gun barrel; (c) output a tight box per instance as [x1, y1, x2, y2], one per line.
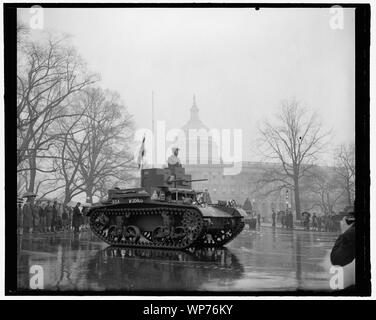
[168, 178, 208, 183]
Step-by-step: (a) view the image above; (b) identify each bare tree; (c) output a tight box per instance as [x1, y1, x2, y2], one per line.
[45, 109, 88, 204]
[334, 143, 355, 206]
[77, 87, 136, 203]
[17, 164, 29, 196]
[306, 166, 344, 215]
[17, 31, 98, 192]
[17, 21, 28, 45]
[257, 99, 330, 219]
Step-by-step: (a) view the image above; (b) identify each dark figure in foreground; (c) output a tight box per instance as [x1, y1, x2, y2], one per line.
[330, 210, 355, 267]
[330, 207, 355, 291]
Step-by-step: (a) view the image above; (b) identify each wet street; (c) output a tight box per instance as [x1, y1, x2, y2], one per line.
[17, 226, 339, 292]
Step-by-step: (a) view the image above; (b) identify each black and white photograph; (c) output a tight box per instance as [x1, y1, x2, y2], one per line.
[2, 2, 371, 299]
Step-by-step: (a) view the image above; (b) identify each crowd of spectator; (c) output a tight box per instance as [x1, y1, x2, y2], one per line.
[269, 208, 342, 232]
[17, 193, 90, 235]
[302, 212, 340, 232]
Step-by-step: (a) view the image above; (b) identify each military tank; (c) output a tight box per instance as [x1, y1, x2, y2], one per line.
[87, 165, 246, 250]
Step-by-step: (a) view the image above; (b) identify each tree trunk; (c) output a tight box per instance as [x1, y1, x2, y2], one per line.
[64, 187, 72, 206]
[346, 179, 352, 206]
[326, 192, 331, 214]
[28, 152, 36, 193]
[86, 185, 93, 204]
[293, 176, 301, 220]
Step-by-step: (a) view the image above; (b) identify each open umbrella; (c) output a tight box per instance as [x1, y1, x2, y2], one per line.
[22, 191, 37, 198]
[37, 197, 52, 202]
[67, 200, 77, 207]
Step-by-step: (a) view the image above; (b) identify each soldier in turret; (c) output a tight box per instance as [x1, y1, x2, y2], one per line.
[167, 147, 181, 168]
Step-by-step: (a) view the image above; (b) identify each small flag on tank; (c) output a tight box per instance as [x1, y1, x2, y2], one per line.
[137, 136, 146, 169]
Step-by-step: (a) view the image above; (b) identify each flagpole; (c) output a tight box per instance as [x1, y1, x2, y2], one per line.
[152, 91, 156, 166]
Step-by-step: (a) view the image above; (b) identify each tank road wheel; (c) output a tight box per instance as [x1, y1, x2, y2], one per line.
[107, 225, 123, 243]
[123, 225, 141, 243]
[92, 212, 109, 231]
[152, 226, 170, 245]
[171, 226, 186, 240]
[181, 210, 204, 246]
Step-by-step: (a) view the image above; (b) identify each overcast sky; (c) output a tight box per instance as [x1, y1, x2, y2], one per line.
[19, 7, 355, 163]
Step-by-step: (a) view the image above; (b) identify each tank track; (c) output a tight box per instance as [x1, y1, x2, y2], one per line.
[198, 218, 245, 247]
[89, 206, 205, 250]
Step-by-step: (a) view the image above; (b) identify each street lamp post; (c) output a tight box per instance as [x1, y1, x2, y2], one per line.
[285, 190, 289, 212]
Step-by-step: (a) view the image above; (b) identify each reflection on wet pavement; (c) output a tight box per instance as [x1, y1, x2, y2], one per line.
[17, 226, 339, 292]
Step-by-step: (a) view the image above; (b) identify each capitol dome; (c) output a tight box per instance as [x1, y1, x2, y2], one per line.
[181, 95, 221, 165]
